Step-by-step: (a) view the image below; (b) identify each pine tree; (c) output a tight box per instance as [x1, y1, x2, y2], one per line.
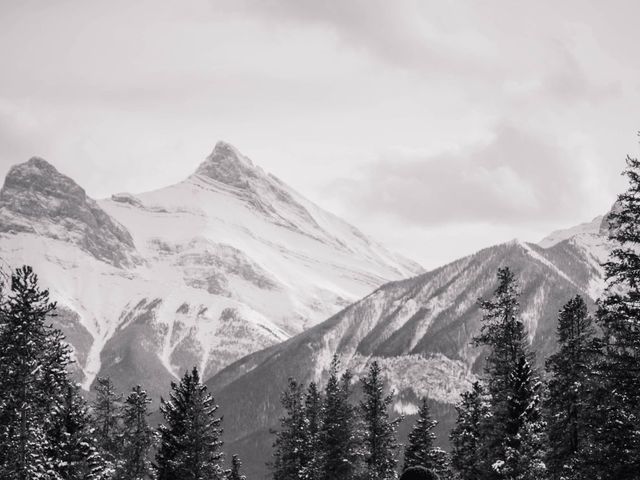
[404, 398, 446, 476]
[360, 361, 400, 480]
[544, 295, 597, 480]
[589, 155, 640, 478]
[227, 454, 246, 480]
[117, 385, 154, 480]
[47, 383, 108, 480]
[472, 267, 542, 479]
[0, 266, 72, 479]
[156, 367, 225, 480]
[319, 356, 360, 480]
[450, 382, 489, 480]
[302, 382, 322, 480]
[496, 356, 545, 480]
[92, 376, 123, 467]
[271, 378, 308, 480]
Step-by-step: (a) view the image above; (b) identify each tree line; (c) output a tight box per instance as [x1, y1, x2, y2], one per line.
[271, 355, 448, 480]
[272, 155, 640, 480]
[0, 266, 243, 479]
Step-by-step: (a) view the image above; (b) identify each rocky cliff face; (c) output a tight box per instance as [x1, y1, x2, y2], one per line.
[0, 158, 139, 268]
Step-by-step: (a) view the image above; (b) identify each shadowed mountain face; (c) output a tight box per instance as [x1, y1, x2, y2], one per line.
[0, 143, 421, 401]
[207, 221, 611, 478]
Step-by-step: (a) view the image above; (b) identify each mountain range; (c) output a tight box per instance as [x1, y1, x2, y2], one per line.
[206, 212, 612, 478]
[0, 142, 421, 399]
[0, 143, 615, 478]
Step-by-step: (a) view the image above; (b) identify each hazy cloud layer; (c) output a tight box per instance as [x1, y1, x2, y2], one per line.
[0, 0, 638, 266]
[332, 124, 612, 226]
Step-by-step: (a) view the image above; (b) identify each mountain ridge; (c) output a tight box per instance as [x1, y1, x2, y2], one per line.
[206, 214, 613, 478]
[0, 143, 422, 401]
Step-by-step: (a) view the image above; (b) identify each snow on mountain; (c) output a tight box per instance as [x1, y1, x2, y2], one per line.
[0, 143, 422, 398]
[0, 158, 140, 268]
[538, 215, 604, 248]
[207, 214, 615, 478]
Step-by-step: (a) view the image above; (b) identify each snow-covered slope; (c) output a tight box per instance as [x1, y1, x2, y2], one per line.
[0, 143, 422, 398]
[207, 214, 614, 478]
[538, 215, 604, 248]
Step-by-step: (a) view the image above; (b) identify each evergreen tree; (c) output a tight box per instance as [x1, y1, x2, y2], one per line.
[404, 398, 446, 476]
[544, 295, 597, 480]
[302, 382, 322, 480]
[227, 454, 246, 480]
[47, 383, 108, 480]
[590, 155, 640, 478]
[271, 378, 308, 480]
[92, 376, 123, 468]
[156, 367, 225, 480]
[117, 385, 154, 480]
[360, 361, 400, 480]
[496, 356, 545, 480]
[472, 267, 542, 479]
[319, 356, 360, 480]
[0, 266, 72, 479]
[450, 382, 489, 480]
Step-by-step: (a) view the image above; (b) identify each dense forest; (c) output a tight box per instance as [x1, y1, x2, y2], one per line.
[2, 155, 640, 480]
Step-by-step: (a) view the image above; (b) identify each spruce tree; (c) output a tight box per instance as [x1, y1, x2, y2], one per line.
[92, 376, 123, 469]
[497, 356, 545, 480]
[589, 154, 640, 478]
[360, 361, 400, 480]
[450, 382, 489, 480]
[302, 382, 322, 480]
[404, 398, 446, 475]
[319, 356, 360, 480]
[0, 266, 72, 479]
[472, 267, 541, 479]
[271, 378, 308, 480]
[117, 385, 154, 480]
[47, 383, 107, 480]
[228, 454, 246, 480]
[156, 367, 225, 480]
[544, 295, 597, 480]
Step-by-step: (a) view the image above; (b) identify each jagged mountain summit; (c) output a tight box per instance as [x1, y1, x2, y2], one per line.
[0, 142, 422, 398]
[207, 212, 613, 478]
[0, 157, 140, 268]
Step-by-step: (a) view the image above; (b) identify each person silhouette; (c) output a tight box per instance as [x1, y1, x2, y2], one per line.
[399, 465, 439, 480]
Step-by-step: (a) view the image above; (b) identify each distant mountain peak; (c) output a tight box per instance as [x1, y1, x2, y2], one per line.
[212, 141, 247, 161]
[538, 215, 604, 248]
[0, 157, 139, 267]
[194, 141, 262, 189]
[25, 156, 58, 170]
[1, 156, 87, 207]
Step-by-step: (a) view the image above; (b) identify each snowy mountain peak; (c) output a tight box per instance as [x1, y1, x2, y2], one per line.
[538, 216, 604, 248]
[212, 141, 248, 163]
[2, 156, 80, 196]
[0, 157, 139, 268]
[194, 141, 262, 189]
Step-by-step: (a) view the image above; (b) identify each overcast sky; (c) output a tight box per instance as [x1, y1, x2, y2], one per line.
[0, 0, 638, 268]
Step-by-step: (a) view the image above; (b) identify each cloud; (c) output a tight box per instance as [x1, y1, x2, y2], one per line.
[331, 123, 614, 227]
[216, 0, 494, 76]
